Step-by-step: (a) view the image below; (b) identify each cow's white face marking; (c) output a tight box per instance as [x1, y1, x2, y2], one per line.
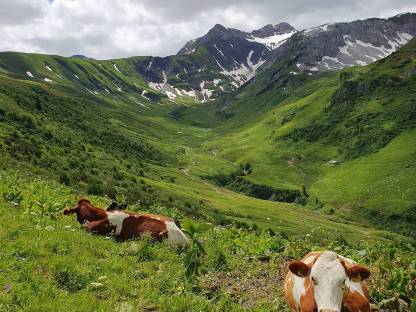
[292, 274, 308, 308]
[310, 251, 346, 312]
[165, 222, 189, 246]
[107, 211, 129, 235]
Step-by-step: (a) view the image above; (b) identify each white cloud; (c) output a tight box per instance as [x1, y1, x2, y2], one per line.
[0, 0, 415, 59]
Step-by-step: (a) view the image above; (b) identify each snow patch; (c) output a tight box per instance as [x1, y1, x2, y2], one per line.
[317, 32, 413, 71]
[128, 96, 149, 108]
[199, 81, 214, 102]
[141, 90, 150, 101]
[26, 71, 34, 78]
[220, 50, 265, 87]
[247, 31, 296, 50]
[45, 65, 53, 72]
[213, 43, 226, 59]
[43, 78, 53, 82]
[113, 64, 121, 73]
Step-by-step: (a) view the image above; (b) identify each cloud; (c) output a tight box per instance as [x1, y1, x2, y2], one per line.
[0, 0, 415, 59]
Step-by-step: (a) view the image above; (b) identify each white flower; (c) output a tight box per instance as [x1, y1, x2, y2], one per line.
[89, 282, 104, 288]
[45, 225, 54, 231]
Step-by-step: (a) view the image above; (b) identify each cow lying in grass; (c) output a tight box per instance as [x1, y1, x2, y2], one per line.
[285, 251, 371, 312]
[64, 199, 189, 246]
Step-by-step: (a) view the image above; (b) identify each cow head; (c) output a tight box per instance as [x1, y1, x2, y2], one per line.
[289, 251, 370, 312]
[64, 199, 91, 215]
[64, 199, 107, 224]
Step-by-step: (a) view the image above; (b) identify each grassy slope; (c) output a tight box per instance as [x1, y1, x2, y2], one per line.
[0, 171, 414, 311]
[181, 40, 416, 237]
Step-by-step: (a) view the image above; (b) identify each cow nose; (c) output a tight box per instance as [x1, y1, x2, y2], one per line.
[320, 310, 339, 312]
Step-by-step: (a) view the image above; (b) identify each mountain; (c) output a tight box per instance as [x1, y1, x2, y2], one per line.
[267, 13, 416, 73]
[0, 14, 415, 106]
[134, 22, 296, 101]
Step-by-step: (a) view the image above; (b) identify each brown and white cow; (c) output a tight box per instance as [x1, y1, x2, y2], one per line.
[284, 251, 371, 312]
[64, 199, 189, 246]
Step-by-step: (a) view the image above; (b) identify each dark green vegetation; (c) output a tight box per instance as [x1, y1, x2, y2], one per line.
[206, 163, 304, 204]
[0, 37, 415, 311]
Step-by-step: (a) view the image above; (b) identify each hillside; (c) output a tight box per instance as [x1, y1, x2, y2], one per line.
[181, 38, 416, 239]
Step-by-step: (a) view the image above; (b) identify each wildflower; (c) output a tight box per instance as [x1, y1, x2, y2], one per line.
[45, 225, 54, 231]
[4, 284, 11, 292]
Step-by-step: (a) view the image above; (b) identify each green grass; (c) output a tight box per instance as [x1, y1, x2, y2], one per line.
[0, 169, 415, 311]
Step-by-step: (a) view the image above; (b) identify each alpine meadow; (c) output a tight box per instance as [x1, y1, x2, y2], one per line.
[0, 2, 415, 311]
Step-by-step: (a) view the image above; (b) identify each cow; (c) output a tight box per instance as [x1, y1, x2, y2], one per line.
[64, 199, 189, 246]
[284, 251, 371, 312]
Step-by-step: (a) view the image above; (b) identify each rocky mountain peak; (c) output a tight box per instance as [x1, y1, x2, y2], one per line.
[251, 22, 296, 38]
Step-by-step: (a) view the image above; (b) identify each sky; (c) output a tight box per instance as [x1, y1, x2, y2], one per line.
[1, 0, 415, 59]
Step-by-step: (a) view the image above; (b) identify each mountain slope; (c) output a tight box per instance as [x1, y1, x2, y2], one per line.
[182, 38, 416, 238]
[267, 13, 416, 73]
[1, 14, 415, 106]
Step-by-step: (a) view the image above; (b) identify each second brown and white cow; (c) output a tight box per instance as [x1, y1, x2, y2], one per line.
[285, 251, 371, 312]
[64, 199, 189, 246]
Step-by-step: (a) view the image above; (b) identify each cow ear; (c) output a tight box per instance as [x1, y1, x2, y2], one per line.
[348, 265, 371, 282]
[289, 261, 310, 277]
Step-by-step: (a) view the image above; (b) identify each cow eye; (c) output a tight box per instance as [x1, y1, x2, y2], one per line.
[311, 277, 318, 285]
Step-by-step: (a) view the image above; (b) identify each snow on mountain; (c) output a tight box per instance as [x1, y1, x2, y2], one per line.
[317, 33, 413, 70]
[247, 30, 296, 50]
[220, 50, 266, 88]
[271, 13, 416, 73]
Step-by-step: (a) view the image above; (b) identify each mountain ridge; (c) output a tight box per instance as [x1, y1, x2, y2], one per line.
[0, 13, 415, 106]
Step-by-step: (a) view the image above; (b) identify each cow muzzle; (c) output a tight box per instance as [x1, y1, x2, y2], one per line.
[320, 310, 339, 312]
